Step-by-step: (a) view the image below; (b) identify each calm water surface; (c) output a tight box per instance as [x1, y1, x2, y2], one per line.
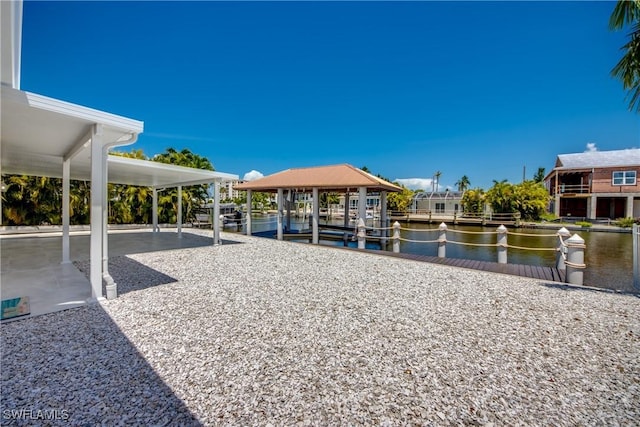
[240, 214, 634, 292]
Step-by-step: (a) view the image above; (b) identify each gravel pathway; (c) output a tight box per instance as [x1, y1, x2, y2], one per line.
[2, 230, 639, 426]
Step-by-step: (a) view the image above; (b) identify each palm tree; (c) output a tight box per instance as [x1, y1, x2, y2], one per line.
[533, 167, 546, 183]
[610, 0, 640, 112]
[455, 175, 470, 192]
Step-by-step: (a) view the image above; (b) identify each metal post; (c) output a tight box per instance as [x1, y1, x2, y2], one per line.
[380, 191, 388, 246]
[213, 181, 221, 245]
[438, 222, 447, 258]
[62, 158, 71, 264]
[312, 187, 319, 244]
[634, 224, 639, 291]
[177, 185, 182, 238]
[343, 191, 350, 245]
[152, 187, 158, 233]
[277, 188, 283, 241]
[497, 224, 507, 264]
[556, 227, 571, 271]
[246, 189, 252, 236]
[565, 233, 585, 286]
[392, 221, 400, 253]
[89, 124, 104, 300]
[358, 186, 367, 226]
[357, 218, 366, 249]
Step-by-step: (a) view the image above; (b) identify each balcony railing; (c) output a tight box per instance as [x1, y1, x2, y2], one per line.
[554, 184, 590, 195]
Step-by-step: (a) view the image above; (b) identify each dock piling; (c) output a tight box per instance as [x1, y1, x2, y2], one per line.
[497, 225, 507, 264]
[438, 222, 447, 258]
[357, 218, 366, 249]
[392, 221, 400, 253]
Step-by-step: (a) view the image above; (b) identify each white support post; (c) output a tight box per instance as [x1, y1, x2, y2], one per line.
[152, 188, 158, 233]
[565, 233, 585, 286]
[89, 124, 104, 300]
[213, 181, 221, 245]
[357, 218, 366, 249]
[497, 224, 508, 264]
[589, 196, 597, 220]
[246, 190, 252, 236]
[343, 191, 350, 245]
[392, 221, 401, 253]
[438, 222, 447, 258]
[626, 196, 634, 219]
[277, 188, 284, 240]
[177, 185, 182, 239]
[102, 145, 117, 300]
[634, 224, 640, 291]
[380, 191, 388, 246]
[62, 158, 71, 264]
[312, 187, 319, 244]
[358, 186, 367, 226]
[286, 190, 292, 232]
[556, 227, 570, 271]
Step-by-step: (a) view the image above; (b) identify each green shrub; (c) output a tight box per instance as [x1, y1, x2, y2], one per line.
[613, 217, 636, 228]
[539, 212, 558, 222]
[575, 221, 592, 228]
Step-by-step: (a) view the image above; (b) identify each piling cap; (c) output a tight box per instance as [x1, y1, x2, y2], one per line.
[439, 222, 448, 230]
[557, 227, 570, 237]
[566, 233, 585, 245]
[497, 224, 507, 232]
[357, 218, 366, 227]
[393, 221, 401, 228]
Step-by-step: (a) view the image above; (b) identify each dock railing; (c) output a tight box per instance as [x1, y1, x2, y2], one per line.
[360, 220, 586, 286]
[634, 224, 640, 291]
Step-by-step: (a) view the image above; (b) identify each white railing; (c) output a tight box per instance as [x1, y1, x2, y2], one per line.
[356, 220, 586, 286]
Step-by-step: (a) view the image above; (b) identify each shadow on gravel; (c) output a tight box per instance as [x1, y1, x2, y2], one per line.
[540, 282, 640, 297]
[74, 237, 244, 296]
[0, 305, 203, 426]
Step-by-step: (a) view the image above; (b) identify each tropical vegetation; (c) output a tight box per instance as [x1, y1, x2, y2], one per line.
[2, 147, 214, 226]
[460, 188, 486, 214]
[485, 179, 549, 221]
[610, 0, 640, 112]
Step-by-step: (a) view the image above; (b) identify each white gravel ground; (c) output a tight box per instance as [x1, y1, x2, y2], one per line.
[2, 229, 639, 426]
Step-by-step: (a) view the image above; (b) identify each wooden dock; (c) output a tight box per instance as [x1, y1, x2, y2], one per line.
[371, 250, 566, 283]
[259, 227, 567, 283]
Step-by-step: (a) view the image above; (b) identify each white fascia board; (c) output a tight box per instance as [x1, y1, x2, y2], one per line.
[2, 86, 144, 134]
[108, 155, 239, 186]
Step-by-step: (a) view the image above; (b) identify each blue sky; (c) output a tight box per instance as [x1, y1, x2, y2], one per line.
[20, 1, 639, 190]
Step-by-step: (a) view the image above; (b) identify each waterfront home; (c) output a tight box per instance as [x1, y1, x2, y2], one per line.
[412, 190, 464, 215]
[544, 148, 640, 219]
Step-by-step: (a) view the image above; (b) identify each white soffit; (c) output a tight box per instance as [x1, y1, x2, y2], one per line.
[1, 86, 238, 186]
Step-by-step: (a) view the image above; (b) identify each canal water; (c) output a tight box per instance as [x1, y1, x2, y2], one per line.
[237, 214, 634, 292]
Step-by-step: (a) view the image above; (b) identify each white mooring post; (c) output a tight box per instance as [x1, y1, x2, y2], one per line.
[497, 224, 508, 264]
[634, 224, 640, 291]
[438, 222, 447, 258]
[565, 233, 585, 286]
[556, 227, 571, 271]
[357, 218, 366, 249]
[392, 221, 401, 253]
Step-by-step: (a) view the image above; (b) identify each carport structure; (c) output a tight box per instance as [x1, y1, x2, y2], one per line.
[1, 0, 238, 302]
[235, 164, 401, 243]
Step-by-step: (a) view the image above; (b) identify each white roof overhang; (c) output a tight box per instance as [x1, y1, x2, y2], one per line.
[1, 86, 238, 186]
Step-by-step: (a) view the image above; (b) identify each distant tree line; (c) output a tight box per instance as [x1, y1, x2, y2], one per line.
[360, 165, 550, 221]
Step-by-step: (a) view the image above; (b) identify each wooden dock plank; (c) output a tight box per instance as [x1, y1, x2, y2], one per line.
[362, 247, 564, 283]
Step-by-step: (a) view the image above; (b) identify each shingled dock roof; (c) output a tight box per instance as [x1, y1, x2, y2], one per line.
[234, 164, 402, 192]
